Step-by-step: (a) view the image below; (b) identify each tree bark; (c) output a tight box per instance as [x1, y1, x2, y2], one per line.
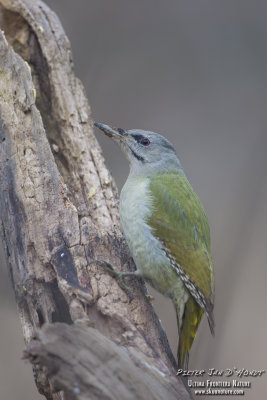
[0, 1, 190, 399]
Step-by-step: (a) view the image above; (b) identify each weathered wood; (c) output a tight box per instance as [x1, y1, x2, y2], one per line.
[25, 322, 189, 400]
[0, 0, 190, 399]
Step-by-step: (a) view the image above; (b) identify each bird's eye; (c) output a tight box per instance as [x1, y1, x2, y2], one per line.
[140, 138, 150, 146]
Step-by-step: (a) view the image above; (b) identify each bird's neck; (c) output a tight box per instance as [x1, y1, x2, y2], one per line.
[128, 157, 184, 179]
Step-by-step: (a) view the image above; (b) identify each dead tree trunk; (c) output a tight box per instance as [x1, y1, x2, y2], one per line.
[0, 1, 190, 399]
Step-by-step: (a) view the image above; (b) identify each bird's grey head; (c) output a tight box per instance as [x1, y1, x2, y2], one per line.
[94, 122, 184, 176]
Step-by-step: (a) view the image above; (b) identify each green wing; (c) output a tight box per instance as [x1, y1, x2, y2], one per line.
[148, 173, 213, 302]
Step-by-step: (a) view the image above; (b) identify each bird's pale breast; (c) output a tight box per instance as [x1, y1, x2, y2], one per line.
[119, 175, 188, 306]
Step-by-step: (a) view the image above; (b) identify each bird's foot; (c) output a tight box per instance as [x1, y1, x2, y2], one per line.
[89, 259, 141, 302]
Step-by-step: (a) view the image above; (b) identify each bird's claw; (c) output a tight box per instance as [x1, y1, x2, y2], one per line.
[89, 259, 134, 302]
[116, 275, 134, 302]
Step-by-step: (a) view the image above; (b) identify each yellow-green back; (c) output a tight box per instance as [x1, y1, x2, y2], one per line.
[148, 173, 213, 301]
[148, 172, 214, 367]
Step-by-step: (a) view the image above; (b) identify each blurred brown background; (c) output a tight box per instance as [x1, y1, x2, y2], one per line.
[1, 1, 267, 399]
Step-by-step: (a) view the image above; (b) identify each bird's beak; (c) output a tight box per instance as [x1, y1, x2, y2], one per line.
[94, 122, 128, 140]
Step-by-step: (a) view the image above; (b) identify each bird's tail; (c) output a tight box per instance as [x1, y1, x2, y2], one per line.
[176, 295, 204, 369]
